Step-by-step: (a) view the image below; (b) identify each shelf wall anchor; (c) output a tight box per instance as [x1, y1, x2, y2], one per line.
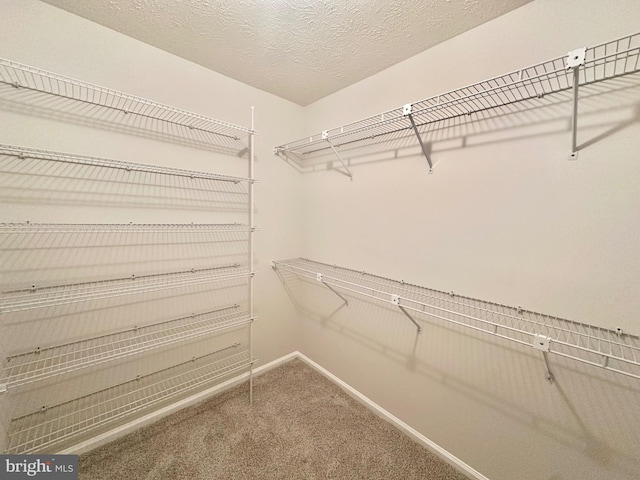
[317, 273, 349, 306]
[322, 131, 353, 180]
[403, 104, 433, 173]
[391, 294, 422, 334]
[567, 47, 586, 160]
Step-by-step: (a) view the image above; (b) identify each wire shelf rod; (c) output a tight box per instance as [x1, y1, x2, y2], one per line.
[8, 349, 253, 454]
[283, 258, 631, 353]
[0, 222, 253, 234]
[2, 306, 254, 389]
[273, 259, 640, 379]
[276, 262, 540, 340]
[0, 58, 255, 141]
[275, 32, 640, 157]
[0, 265, 252, 313]
[0, 144, 254, 184]
[277, 259, 639, 360]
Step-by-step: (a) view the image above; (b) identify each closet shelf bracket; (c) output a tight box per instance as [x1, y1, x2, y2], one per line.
[322, 131, 353, 180]
[533, 334, 554, 382]
[567, 47, 586, 160]
[273, 147, 304, 174]
[391, 295, 422, 334]
[0, 383, 7, 394]
[403, 104, 433, 173]
[317, 273, 349, 306]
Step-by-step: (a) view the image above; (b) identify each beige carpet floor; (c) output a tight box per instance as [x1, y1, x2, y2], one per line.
[79, 358, 469, 479]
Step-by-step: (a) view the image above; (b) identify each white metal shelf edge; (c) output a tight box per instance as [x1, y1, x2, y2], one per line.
[274, 31, 640, 175]
[0, 144, 254, 184]
[0, 265, 253, 313]
[2, 305, 255, 390]
[0, 58, 257, 140]
[272, 258, 640, 382]
[7, 347, 255, 454]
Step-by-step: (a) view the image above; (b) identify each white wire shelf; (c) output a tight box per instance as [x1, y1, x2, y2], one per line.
[0, 222, 252, 234]
[274, 31, 640, 172]
[7, 346, 254, 454]
[2, 304, 253, 390]
[273, 258, 640, 381]
[0, 58, 256, 152]
[0, 143, 253, 184]
[0, 222, 251, 292]
[0, 264, 252, 313]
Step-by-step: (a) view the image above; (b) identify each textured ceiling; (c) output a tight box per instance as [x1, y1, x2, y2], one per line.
[41, 0, 532, 106]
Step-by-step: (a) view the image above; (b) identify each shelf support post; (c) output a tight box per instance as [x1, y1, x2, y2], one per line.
[248, 107, 255, 406]
[542, 352, 554, 383]
[316, 274, 349, 306]
[566, 47, 586, 160]
[322, 131, 353, 180]
[391, 295, 421, 334]
[533, 334, 554, 383]
[403, 104, 433, 173]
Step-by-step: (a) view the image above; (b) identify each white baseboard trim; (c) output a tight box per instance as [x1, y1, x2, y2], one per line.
[59, 351, 298, 455]
[60, 350, 488, 480]
[295, 351, 490, 480]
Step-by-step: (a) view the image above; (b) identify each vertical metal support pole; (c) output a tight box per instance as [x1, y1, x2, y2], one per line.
[248, 107, 255, 406]
[570, 66, 580, 160]
[398, 306, 422, 334]
[321, 281, 349, 306]
[403, 104, 433, 173]
[542, 352, 554, 383]
[407, 114, 433, 172]
[565, 47, 585, 160]
[322, 131, 353, 180]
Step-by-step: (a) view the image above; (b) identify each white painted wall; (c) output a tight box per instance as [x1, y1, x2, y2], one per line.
[296, 1, 640, 479]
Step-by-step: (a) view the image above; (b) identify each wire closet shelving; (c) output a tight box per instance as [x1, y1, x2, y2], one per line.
[0, 58, 255, 154]
[0, 264, 250, 313]
[273, 258, 640, 382]
[7, 346, 253, 454]
[274, 31, 640, 178]
[3, 305, 253, 390]
[0, 58, 257, 454]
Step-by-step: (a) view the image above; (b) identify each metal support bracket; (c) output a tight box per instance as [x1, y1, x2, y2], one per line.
[317, 273, 349, 306]
[533, 334, 554, 382]
[322, 131, 353, 180]
[274, 148, 306, 173]
[566, 47, 586, 160]
[391, 294, 422, 334]
[403, 104, 433, 173]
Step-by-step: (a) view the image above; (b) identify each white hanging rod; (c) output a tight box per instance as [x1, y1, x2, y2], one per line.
[0, 144, 254, 184]
[2, 305, 254, 390]
[0, 265, 253, 313]
[275, 31, 640, 167]
[8, 347, 254, 454]
[273, 258, 640, 381]
[0, 58, 257, 141]
[0, 222, 254, 234]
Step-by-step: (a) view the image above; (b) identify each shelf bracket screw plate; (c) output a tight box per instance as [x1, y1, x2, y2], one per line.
[533, 334, 551, 352]
[566, 47, 586, 69]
